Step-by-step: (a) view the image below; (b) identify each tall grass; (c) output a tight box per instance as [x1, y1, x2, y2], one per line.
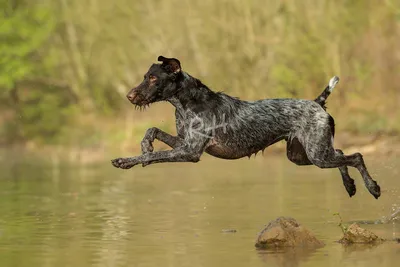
[61, 0, 400, 130]
[2, 0, 400, 151]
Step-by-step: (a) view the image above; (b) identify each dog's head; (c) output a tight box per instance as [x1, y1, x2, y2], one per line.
[126, 56, 182, 107]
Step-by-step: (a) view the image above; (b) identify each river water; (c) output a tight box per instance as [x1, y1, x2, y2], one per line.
[0, 152, 399, 267]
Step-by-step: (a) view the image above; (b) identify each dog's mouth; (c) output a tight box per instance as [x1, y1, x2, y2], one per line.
[132, 99, 150, 110]
[127, 94, 153, 110]
[133, 102, 150, 110]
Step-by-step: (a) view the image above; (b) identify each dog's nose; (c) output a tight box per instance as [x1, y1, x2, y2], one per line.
[126, 93, 135, 102]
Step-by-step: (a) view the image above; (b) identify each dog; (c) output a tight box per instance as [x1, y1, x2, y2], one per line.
[112, 56, 381, 199]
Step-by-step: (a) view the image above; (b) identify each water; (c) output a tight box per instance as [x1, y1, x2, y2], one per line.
[0, 153, 399, 267]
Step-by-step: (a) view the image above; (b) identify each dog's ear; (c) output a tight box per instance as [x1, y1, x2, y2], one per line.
[158, 56, 181, 73]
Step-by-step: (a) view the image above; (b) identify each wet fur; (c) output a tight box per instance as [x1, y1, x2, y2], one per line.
[112, 56, 381, 199]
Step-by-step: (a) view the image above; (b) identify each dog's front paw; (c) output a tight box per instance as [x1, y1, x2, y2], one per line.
[142, 161, 150, 167]
[111, 158, 136, 169]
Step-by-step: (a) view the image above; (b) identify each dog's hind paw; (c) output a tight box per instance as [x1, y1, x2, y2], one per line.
[367, 180, 381, 199]
[344, 179, 357, 198]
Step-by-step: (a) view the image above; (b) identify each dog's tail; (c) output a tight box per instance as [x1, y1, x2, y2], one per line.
[314, 76, 339, 110]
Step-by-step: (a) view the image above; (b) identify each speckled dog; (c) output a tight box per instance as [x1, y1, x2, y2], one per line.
[112, 56, 381, 199]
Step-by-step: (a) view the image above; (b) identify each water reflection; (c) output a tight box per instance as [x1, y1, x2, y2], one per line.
[341, 243, 382, 253]
[0, 154, 399, 267]
[339, 242, 400, 267]
[257, 247, 320, 267]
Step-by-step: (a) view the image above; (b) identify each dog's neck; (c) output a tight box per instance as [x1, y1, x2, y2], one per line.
[166, 72, 190, 112]
[167, 71, 220, 114]
[168, 96, 185, 114]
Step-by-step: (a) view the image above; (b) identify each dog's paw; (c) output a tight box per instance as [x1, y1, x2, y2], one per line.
[344, 179, 357, 198]
[368, 180, 381, 199]
[111, 158, 135, 169]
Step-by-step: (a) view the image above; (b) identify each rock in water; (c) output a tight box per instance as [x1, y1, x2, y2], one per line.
[255, 217, 324, 249]
[338, 223, 385, 244]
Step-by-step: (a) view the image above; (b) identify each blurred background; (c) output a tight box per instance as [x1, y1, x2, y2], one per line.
[1, 0, 400, 161]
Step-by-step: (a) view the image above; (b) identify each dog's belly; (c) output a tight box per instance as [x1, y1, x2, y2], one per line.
[205, 143, 248, 159]
[205, 136, 285, 160]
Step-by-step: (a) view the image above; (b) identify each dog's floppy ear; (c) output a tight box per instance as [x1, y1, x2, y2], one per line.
[158, 56, 181, 73]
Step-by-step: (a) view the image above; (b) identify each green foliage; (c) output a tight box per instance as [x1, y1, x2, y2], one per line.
[0, 0, 55, 93]
[0, 1, 63, 143]
[342, 111, 389, 134]
[333, 213, 348, 234]
[18, 86, 75, 144]
[1, 0, 400, 147]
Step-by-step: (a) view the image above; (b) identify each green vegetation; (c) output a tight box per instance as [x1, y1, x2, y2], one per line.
[333, 212, 348, 234]
[1, 0, 400, 153]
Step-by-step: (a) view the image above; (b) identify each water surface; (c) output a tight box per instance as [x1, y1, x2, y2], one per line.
[0, 152, 399, 267]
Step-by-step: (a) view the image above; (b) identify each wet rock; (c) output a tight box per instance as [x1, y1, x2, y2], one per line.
[338, 223, 385, 244]
[255, 217, 324, 249]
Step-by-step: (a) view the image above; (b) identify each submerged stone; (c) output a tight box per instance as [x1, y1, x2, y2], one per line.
[338, 223, 385, 244]
[255, 217, 324, 249]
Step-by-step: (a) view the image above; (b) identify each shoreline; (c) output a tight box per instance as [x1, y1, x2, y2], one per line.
[2, 132, 399, 165]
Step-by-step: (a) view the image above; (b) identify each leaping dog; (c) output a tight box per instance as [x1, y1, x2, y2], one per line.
[112, 56, 381, 199]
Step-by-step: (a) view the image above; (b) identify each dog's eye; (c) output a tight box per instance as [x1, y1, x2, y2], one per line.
[149, 75, 157, 82]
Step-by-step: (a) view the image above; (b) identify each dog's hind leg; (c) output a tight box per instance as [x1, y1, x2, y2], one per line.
[336, 149, 357, 197]
[287, 137, 357, 197]
[303, 126, 380, 199]
[286, 137, 312, 165]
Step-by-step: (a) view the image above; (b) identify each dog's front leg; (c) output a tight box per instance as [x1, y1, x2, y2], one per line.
[141, 127, 184, 153]
[140, 127, 185, 167]
[111, 146, 203, 169]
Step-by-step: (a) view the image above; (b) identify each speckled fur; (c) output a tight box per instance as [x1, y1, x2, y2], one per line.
[112, 56, 381, 199]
